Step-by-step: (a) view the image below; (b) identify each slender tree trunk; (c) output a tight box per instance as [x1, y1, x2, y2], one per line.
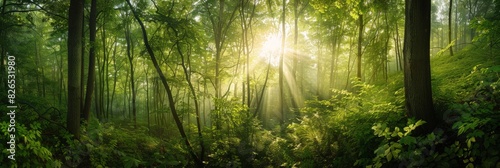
[103, 18, 110, 120]
[448, 0, 454, 56]
[146, 67, 150, 129]
[82, 0, 97, 122]
[254, 59, 271, 118]
[291, 0, 301, 110]
[213, 0, 226, 102]
[203, 78, 208, 126]
[59, 47, 64, 105]
[317, 14, 322, 97]
[329, 37, 337, 89]
[454, 0, 458, 51]
[35, 41, 42, 96]
[67, 0, 84, 139]
[384, 12, 390, 82]
[293, 0, 299, 79]
[357, 13, 364, 81]
[279, 0, 286, 127]
[125, 17, 137, 128]
[245, 20, 251, 111]
[345, 36, 354, 89]
[110, 39, 118, 119]
[100, 38, 106, 120]
[81, 18, 85, 113]
[94, 70, 101, 120]
[404, 0, 436, 134]
[95, 44, 103, 120]
[395, 22, 403, 71]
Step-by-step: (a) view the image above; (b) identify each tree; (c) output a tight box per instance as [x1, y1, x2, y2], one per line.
[403, 0, 436, 133]
[125, 13, 137, 128]
[356, 0, 364, 82]
[82, 0, 97, 122]
[67, 0, 84, 139]
[448, 0, 454, 56]
[279, 0, 286, 127]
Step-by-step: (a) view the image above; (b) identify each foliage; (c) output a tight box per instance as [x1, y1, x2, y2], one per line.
[0, 122, 62, 167]
[0, 94, 66, 167]
[275, 82, 405, 167]
[205, 98, 253, 167]
[370, 52, 500, 167]
[64, 118, 191, 167]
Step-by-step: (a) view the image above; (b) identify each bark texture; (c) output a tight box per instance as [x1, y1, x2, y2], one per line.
[67, 0, 84, 139]
[404, 0, 437, 133]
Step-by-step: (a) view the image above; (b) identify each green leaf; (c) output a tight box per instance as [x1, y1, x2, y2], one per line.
[467, 137, 476, 148]
[392, 149, 401, 158]
[415, 120, 426, 127]
[386, 152, 392, 161]
[428, 133, 436, 141]
[400, 136, 416, 145]
[392, 142, 403, 149]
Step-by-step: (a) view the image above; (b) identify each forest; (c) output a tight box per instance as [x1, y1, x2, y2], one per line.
[0, 0, 499, 167]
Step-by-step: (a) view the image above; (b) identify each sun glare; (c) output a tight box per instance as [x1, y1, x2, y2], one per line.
[259, 34, 282, 66]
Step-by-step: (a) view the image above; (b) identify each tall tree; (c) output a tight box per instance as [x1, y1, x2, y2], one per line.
[67, 0, 84, 139]
[82, 0, 97, 122]
[448, 0, 454, 56]
[205, 0, 239, 100]
[403, 0, 436, 133]
[125, 14, 137, 128]
[202, 0, 240, 129]
[292, 0, 307, 108]
[357, 0, 364, 81]
[279, 0, 286, 126]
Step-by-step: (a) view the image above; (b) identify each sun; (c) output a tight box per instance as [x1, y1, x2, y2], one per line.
[259, 33, 282, 66]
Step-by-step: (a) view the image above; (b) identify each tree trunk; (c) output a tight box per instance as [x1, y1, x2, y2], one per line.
[80, 18, 85, 114]
[82, 0, 97, 122]
[316, 14, 322, 97]
[291, 0, 300, 110]
[329, 37, 337, 89]
[404, 0, 436, 133]
[146, 67, 150, 129]
[279, 0, 286, 127]
[35, 41, 42, 96]
[395, 22, 403, 71]
[345, 36, 354, 89]
[448, 0, 454, 56]
[125, 16, 137, 128]
[357, 13, 364, 81]
[103, 18, 110, 120]
[67, 0, 84, 139]
[110, 38, 118, 119]
[254, 58, 271, 118]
